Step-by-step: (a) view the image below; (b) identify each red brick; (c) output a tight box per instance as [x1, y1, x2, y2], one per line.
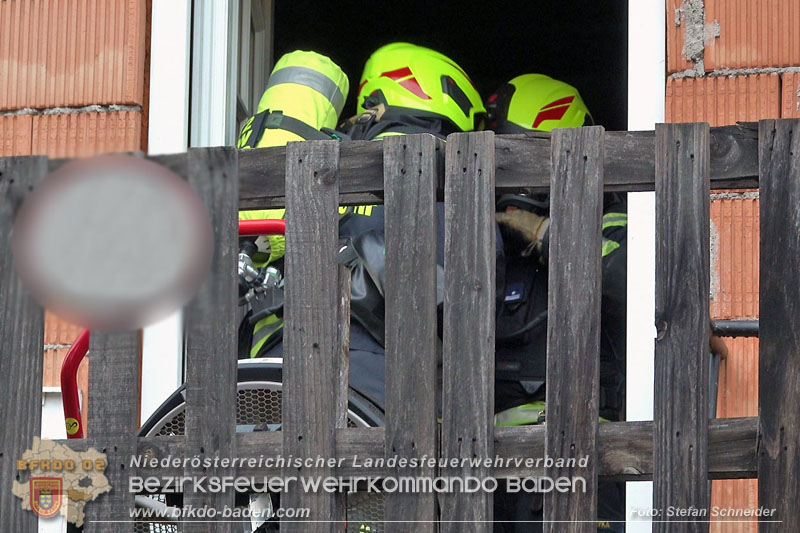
[782, 73, 800, 118]
[31, 110, 143, 158]
[705, 0, 800, 71]
[667, 0, 800, 73]
[711, 478, 758, 533]
[44, 312, 86, 346]
[711, 196, 759, 320]
[0, 0, 147, 111]
[667, 0, 698, 74]
[666, 74, 781, 126]
[0, 115, 33, 156]
[708, 196, 760, 532]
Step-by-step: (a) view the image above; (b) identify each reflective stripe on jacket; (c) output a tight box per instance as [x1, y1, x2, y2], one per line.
[238, 50, 349, 150]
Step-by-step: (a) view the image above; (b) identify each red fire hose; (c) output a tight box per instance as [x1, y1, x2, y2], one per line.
[61, 219, 286, 439]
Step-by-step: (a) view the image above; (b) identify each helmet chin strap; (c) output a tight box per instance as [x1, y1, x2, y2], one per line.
[344, 102, 464, 141]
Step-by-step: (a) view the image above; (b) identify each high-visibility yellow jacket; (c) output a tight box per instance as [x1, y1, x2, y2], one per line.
[238, 50, 349, 149]
[238, 50, 350, 357]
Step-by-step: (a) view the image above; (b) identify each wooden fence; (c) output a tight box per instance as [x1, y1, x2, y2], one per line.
[0, 120, 797, 532]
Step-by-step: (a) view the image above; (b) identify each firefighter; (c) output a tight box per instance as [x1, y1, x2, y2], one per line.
[339, 42, 500, 411]
[237, 49, 350, 358]
[346, 41, 487, 140]
[487, 74, 628, 426]
[486, 73, 627, 532]
[238, 43, 491, 412]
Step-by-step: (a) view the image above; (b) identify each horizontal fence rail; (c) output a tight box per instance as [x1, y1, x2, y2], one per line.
[46, 123, 759, 209]
[1, 121, 798, 533]
[232, 123, 759, 209]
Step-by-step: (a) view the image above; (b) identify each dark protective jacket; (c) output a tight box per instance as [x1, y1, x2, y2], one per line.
[494, 195, 628, 421]
[320, 194, 627, 421]
[320, 203, 504, 411]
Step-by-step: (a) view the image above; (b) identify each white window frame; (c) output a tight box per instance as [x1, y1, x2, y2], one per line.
[190, 0, 240, 147]
[143, 0, 274, 424]
[238, 0, 273, 126]
[142, 0, 193, 425]
[626, 0, 666, 531]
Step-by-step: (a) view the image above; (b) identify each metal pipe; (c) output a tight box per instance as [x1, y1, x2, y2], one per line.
[711, 319, 759, 338]
[60, 329, 90, 439]
[239, 219, 286, 236]
[61, 219, 286, 439]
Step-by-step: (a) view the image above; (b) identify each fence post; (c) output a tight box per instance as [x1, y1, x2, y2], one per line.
[182, 147, 239, 533]
[758, 118, 800, 531]
[383, 134, 440, 530]
[441, 131, 496, 532]
[84, 331, 140, 533]
[281, 140, 341, 532]
[0, 157, 47, 533]
[544, 126, 605, 531]
[654, 123, 710, 532]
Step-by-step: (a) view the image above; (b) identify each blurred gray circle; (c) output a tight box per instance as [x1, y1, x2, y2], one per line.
[12, 154, 213, 331]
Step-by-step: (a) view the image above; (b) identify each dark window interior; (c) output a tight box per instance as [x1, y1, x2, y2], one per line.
[274, 0, 627, 131]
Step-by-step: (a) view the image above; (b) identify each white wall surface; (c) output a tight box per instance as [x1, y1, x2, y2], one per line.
[627, 0, 666, 530]
[141, 0, 193, 423]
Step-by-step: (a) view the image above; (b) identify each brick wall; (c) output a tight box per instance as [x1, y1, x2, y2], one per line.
[665, 1, 800, 530]
[0, 0, 149, 434]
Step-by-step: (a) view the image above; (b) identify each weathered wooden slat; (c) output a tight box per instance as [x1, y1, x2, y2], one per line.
[45, 125, 757, 209]
[334, 265, 351, 525]
[0, 157, 47, 533]
[441, 131, 496, 531]
[282, 140, 341, 532]
[335, 266, 351, 430]
[654, 123, 711, 532]
[239, 140, 383, 209]
[383, 134, 439, 529]
[544, 126, 605, 531]
[496, 418, 758, 481]
[83, 331, 140, 533]
[180, 147, 239, 532]
[495, 124, 757, 193]
[758, 118, 800, 532]
[131, 418, 758, 482]
[234, 125, 758, 209]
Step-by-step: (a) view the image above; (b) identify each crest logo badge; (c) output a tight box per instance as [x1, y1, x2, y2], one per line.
[30, 477, 63, 518]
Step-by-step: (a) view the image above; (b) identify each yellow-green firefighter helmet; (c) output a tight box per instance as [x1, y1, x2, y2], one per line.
[486, 74, 593, 133]
[356, 42, 485, 132]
